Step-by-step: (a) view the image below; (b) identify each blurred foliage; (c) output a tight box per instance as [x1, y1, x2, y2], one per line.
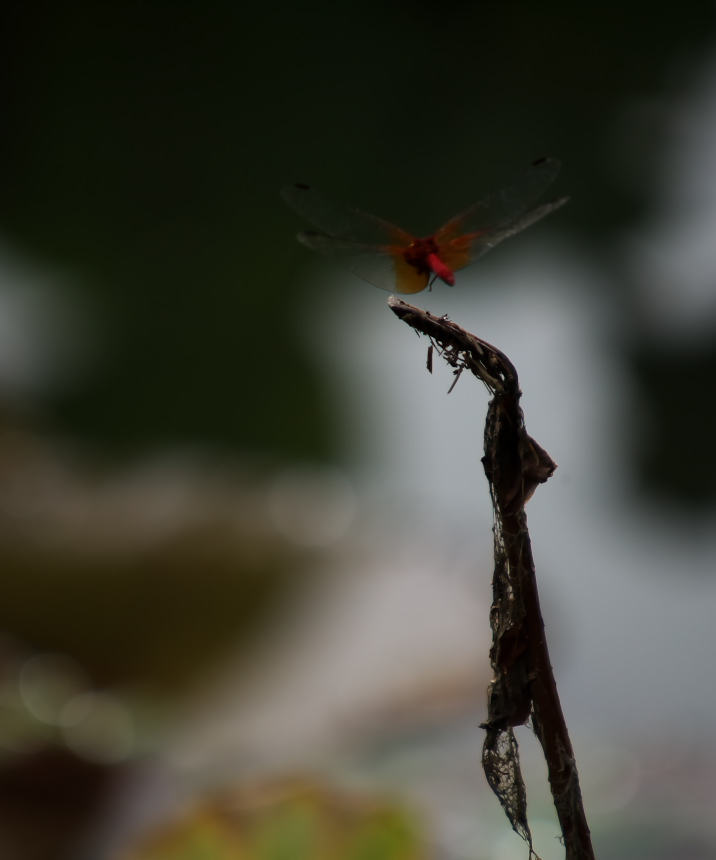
[119, 777, 426, 860]
[0, 423, 315, 692]
[0, 530, 296, 691]
[0, 0, 714, 489]
[1, 3, 715, 856]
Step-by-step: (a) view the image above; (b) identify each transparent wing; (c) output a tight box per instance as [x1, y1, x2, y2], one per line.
[439, 196, 569, 274]
[282, 184, 414, 246]
[435, 157, 564, 245]
[298, 233, 429, 294]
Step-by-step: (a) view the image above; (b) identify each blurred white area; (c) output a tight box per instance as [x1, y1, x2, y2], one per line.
[295, 217, 716, 747]
[630, 52, 716, 339]
[0, 241, 100, 399]
[170, 530, 490, 769]
[0, 432, 280, 554]
[267, 464, 356, 547]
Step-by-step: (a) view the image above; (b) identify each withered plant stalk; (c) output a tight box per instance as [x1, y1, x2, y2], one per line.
[389, 297, 595, 860]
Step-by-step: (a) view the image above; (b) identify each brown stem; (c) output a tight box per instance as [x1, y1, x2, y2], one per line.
[388, 297, 595, 860]
[500, 507, 595, 860]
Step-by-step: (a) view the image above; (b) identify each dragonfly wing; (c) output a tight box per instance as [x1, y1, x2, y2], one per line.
[283, 184, 414, 246]
[297, 233, 414, 292]
[440, 196, 569, 273]
[435, 157, 563, 244]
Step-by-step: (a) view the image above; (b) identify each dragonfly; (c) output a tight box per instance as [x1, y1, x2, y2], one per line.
[282, 158, 567, 295]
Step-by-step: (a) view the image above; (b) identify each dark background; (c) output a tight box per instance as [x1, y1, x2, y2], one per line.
[1, 4, 716, 859]
[1, 1, 712, 495]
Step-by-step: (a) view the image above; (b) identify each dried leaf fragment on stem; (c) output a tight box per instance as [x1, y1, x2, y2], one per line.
[388, 297, 595, 860]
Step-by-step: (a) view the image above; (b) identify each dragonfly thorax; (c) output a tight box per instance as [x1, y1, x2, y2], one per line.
[403, 237, 441, 274]
[403, 236, 455, 286]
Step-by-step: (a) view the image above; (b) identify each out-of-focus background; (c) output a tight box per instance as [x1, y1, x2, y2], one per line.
[2, 3, 716, 859]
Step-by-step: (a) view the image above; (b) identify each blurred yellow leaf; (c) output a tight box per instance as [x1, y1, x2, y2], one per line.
[120, 777, 426, 860]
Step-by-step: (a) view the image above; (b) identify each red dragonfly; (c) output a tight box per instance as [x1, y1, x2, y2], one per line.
[282, 158, 567, 294]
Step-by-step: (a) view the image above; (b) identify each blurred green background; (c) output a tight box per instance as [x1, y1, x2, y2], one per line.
[1, 1, 711, 470]
[1, 3, 716, 859]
